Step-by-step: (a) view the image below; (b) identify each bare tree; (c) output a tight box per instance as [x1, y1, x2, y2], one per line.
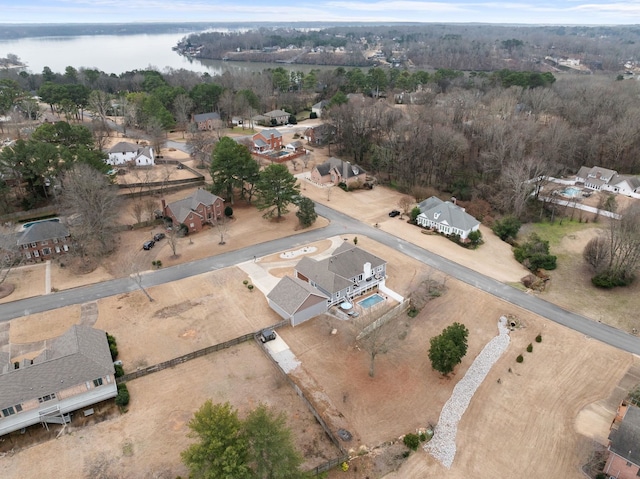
[397, 195, 414, 218]
[214, 215, 230, 245]
[187, 125, 216, 169]
[350, 313, 402, 378]
[147, 117, 166, 157]
[60, 163, 121, 261]
[117, 250, 154, 302]
[173, 93, 194, 138]
[166, 224, 179, 257]
[0, 225, 22, 289]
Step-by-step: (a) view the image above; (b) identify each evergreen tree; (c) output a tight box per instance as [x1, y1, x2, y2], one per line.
[295, 196, 317, 228]
[428, 322, 469, 376]
[255, 163, 300, 219]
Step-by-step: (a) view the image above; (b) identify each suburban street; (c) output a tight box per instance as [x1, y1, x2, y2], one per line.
[2, 202, 639, 355]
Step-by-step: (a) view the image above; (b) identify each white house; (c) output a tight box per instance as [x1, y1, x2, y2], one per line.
[0, 325, 117, 437]
[416, 196, 480, 240]
[107, 141, 155, 167]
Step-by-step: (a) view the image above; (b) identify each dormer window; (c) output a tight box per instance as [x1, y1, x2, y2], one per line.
[434, 211, 441, 220]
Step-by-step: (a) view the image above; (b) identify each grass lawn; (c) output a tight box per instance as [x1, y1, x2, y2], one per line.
[521, 218, 600, 246]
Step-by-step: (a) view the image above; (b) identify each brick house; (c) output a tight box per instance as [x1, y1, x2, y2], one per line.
[310, 157, 367, 187]
[263, 109, 290, 125]
[604, 403, 640, 479]
[303, 124, 335, 146]
[0, 325, 117, 437]
[162, 188, 224, 234]
[252, 129, 283, 152]
[193, 112, 222, 131]
[17, 220, 71, 262]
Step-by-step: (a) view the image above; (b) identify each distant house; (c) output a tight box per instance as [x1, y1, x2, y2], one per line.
[310, 157, 367, 187]
[161, 188, 224, 234]
[575, 165, 640, 195]
[295, 243, 386, 307]
[193, 112, 222, 131]
[416, 197, 480, 241]
[107, 141, 154, 167]
[311, 100, 329, 118]
[0, 325, 117, 437]
[16, 220, 71, 262]
[284, 140, 304, 152]
[604, 403, 640, 479]
[303, 124, 335, 146]
[267, 276, 329, 327]
[253, 129, 283, 152]
[263, 109, 290, 125]
[575, 166, 618, 191]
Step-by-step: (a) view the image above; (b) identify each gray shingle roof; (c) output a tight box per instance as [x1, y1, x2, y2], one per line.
[295, 243, 385, 295]
[315, 157, 365, 179]
[194, 112, 220, 122]
[0, 326, 115, 410]
[610, 405, 640, 466]
[267, 276, 328, 315]
[108, 141, 139, 154]
[165, 189, 222, 224]
[17, 221, 69, 246]
[264, 110, 289, 118]
[258, 128, 282, 139]
[418, 197, 480, 232]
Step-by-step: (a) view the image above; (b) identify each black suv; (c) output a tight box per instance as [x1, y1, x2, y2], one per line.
[153, 232, 165, 241]
[142, 240, 155, 250]
[388, 210, 401, 217]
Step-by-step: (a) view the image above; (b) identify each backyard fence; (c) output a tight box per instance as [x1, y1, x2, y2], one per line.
[117, 332, 254, 384]
[356, 300, 410, 341]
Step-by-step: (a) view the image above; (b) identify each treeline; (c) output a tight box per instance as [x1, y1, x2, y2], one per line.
[183, 23, 640, 72]
[2, 58, 640, 221]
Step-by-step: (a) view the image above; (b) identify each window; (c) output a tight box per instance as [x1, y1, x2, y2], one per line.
[41, 240, 48, 245]
[15, 404, 22, 412]
[93, 378, 103, 387]
[25, 252, 31, 259]
[38, 393, 56, 403]
[55, 246, 61, 254]
[33, 250, 40, 258]
[63, 245, 69, 252]
[53, 238, 58, 243]
[2, 407, 15, 417]
[22, 244, 28, 250]
[42, 247, 51, 255]
[30, 242, 37, 248]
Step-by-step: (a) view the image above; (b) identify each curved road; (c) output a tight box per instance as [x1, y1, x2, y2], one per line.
[2, 203, 639, 355]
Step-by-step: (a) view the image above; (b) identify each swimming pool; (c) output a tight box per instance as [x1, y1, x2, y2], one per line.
[560, 186, 582, 198]
[358, 293, 385, 309]
[20, 218, 60, 231]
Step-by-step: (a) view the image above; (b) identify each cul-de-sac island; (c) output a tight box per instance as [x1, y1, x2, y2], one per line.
[1, 22, 640, 479]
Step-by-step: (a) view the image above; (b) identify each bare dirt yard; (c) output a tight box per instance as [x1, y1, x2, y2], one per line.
[0, 342, 340, 479]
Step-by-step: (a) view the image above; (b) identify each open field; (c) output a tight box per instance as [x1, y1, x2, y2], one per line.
[0, 343, 340, 478]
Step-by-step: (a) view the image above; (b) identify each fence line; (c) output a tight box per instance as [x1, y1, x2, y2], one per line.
[356, 300, 410, 341]
[117, 332, 254, 384]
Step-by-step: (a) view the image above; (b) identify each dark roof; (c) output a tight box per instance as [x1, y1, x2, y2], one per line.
[108, 141, 139, 154]
[267, 275, 328, 315]
[17, 221, 69, 245]
[194, 112, 220, 122]
[610, 405, 640, 466]
[0, 326, 114, 409]
[295, 243, 385, 295]
[315, 157, 365, 179]
[165, 188, 223, 224]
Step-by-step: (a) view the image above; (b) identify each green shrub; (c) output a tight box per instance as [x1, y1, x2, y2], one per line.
[492, 216, 521, 242]
[516, 354, 524, 363]
[403, 433, 420, 451]
[526, 343, 533, 353]
[247, 284, 254, 292]
[419, 432, 427, 442]
[106, 333, 118, 360]
[309, 111, 318, 119]
[114, 364, 125, 378]
[243, 279, 249, 285]
[592, 271, 634, 288]
[596, 473, 607, 479]
[535, 334, 542, 343]
[224, 206, 233, 217]
[115, 383, 130, 407]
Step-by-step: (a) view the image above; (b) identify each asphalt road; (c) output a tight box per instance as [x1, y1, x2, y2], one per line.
[2, 203, 639, 355]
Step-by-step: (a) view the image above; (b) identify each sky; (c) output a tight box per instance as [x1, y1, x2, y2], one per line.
[2, 0, 640, 25]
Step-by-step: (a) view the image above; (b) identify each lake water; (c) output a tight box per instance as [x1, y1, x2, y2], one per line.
[0, 33, 341, 76]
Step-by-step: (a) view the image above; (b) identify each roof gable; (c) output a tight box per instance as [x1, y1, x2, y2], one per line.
[419, 197, 480, 231]
[194, 112, 220, 122]
[0, 326, 114, 409]
[17, 221, 69, 245]
[610, 405, 640, 466]
[108, 141, 139, 154]
[267, 276, 328, 314]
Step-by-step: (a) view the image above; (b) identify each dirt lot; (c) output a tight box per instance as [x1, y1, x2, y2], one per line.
[0, 342, 340, 479]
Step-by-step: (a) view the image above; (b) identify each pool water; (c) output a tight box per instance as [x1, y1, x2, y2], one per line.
[358, 293, 385, 309]
[560, 187, 582, 198]
[21, 218, 60, 230]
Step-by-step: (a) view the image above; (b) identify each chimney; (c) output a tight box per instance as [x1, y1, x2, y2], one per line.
[343, 161, 350, 179]
[451, 196, 457, 205]
[161, 199, 166, 211]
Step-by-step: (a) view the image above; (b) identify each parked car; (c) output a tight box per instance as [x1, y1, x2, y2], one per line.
[153, 232, 165, 241]
[176, 164, 184, 169]
[259, 328, 277, 343]
[388, 210, 401, 217]
[142, 240, 155, 250]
